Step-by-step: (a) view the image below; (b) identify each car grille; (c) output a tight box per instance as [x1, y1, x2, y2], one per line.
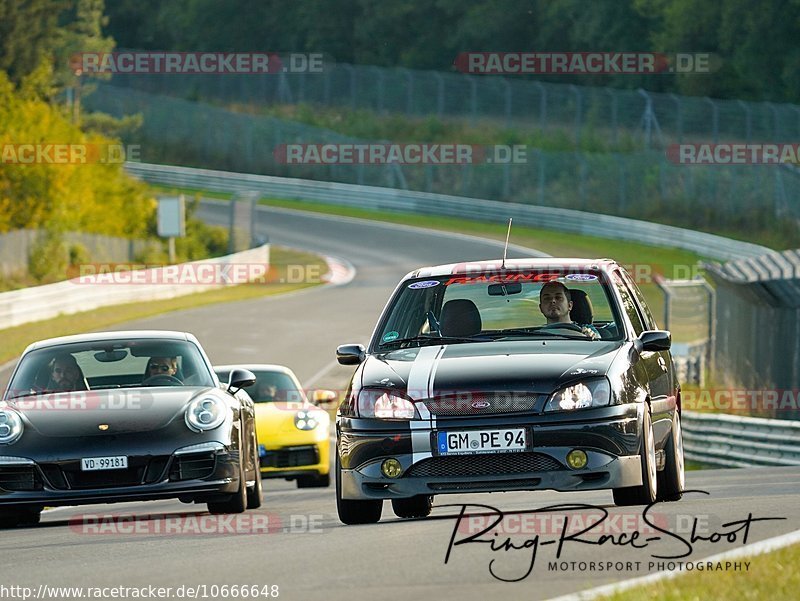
[422, 392, 540, 416]
[169, 453, 216, 481]
[406, 452, 563, 478]
[0, 467, 43, 491]
[41, 456, 171, 490]
[428, 478, 541, 491]
[261, 445, 319, 469]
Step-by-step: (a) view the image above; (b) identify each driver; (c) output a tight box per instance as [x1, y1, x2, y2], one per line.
[538, 281, 599, 340]
[145, 356, 181, 382]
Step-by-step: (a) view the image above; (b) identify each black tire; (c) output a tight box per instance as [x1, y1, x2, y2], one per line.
[246, 467, 263, 509]
[0, 507, 41, 529]
[391, 495, 433, 519]
[208, 453, 248, 515]
[335, 454, 382, 525]
[657, 411, 684, 502]
[613, 407, 657, 506]
[297, 472, 331, 488]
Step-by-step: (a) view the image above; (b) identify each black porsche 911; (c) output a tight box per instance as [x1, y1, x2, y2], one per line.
[0, 331, 262, 528]
[335, 258, 684, 524]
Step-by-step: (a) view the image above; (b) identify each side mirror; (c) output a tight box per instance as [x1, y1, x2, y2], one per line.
[337, 344, 366, 365]
[311, 389, 338, 406]
[228, 368, 257, 393]
[638, 330, 671, 352]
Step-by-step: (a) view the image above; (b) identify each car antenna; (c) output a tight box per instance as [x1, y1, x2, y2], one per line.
[501, 218, 512, 269]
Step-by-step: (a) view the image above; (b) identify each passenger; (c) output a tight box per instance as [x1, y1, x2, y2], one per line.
[538, 281, 600, 339]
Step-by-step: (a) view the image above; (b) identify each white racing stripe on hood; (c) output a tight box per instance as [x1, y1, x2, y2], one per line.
[406, 345, 444, 402]
[407, 345, 443, 462]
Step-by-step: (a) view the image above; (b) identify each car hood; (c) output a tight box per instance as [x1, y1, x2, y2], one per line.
[8, 387, 218, 437]
[254, 402, 326, 436]
[364, 340, 624, 397]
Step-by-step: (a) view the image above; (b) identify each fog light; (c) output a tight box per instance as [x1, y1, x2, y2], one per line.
[381, 458, 403, 478]
[566, 449, 588, 470]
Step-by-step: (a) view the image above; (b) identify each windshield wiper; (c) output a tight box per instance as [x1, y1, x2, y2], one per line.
[379, 334, 489, 348]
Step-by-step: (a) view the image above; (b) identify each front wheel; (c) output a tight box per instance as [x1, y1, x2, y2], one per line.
[657, 410, 684, 502]
[0, 506, 41, 529]
[613, 406, 657, 506]
[335, 454, 382, 524]
[208, 448, 248, 514]
[391, 495, 433, 519]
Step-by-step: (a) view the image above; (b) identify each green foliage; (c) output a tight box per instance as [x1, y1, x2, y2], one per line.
[0, 70, 155, 238]
[103, 0, 800, 102]
[28, 229, 67, 282]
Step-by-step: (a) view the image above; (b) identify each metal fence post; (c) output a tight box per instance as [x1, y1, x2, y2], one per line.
[534, 82, 547, 130]
[704, 97, 719, 143]
[469, 77, 477, 125]
[570, 85, 582, 145]
[502, 78, 512, 127]
[738, 100, 752, 143]
[433, 72, 445, 118]
[372, 67, 384, 113]
[606, 88, 618, 145]
[403, 68, 414, 115]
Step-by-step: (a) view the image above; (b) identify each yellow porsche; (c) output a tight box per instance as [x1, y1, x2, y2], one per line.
[214, 364, 334, 488]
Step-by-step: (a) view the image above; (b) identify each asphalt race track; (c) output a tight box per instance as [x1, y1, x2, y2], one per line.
[2, 206, 799, 601]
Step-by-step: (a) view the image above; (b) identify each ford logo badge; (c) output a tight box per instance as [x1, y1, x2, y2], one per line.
[471, 400, 491, 409]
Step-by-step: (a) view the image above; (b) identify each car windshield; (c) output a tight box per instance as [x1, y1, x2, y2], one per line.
[215, 369, 306, 404]
[5, 338, 215, 399]
[374, 268, 623, 349]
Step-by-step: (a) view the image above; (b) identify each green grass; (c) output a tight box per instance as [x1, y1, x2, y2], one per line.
[0, 247, 327, 365]
[601, 542, 800, 601]
[224, 102, 643, 155]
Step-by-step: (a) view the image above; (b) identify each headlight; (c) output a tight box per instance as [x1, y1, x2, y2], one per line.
[0, 410, 24, 444]
[185, 397, 226, 432]
[545, 378, 612, 412]
[295, 409, 320, 431]
[357, 389, 419, 420]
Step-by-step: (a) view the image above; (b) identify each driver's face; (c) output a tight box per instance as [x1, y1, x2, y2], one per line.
[149, 359, 177, 376]
[539, 287, 573, 323]
[52, 362, 78, 383]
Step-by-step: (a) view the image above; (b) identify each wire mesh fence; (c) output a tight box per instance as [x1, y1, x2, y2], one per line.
[102, 61, 800, 148]
[84, 83, 800, 245]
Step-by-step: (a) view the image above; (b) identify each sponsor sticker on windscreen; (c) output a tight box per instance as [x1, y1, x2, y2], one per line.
[437, 428, 528, 455]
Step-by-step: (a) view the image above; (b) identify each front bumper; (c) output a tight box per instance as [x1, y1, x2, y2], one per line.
[0, 447, 242, 507]
[338, 404, 643, 500]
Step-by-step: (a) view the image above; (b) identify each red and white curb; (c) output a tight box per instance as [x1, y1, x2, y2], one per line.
[321, 255, 356, 286]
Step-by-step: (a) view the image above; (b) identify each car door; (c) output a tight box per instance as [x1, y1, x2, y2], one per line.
[613, 270, 674, 446]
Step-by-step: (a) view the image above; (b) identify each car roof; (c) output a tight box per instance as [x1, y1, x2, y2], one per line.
[23, 330, 197, 354]
[404, 257, 619, 280]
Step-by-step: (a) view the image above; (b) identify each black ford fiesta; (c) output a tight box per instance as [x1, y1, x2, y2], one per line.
[335, 258, 684, 524]
[0, 331, 262, 528]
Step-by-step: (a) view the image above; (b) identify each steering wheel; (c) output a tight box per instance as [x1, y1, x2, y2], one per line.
[142, 374, 183, 386]
[540, 322, 586, 333]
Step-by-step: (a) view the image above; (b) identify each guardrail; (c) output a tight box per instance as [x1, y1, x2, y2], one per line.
[126, 162, 773, 262]
[0, 244, 269, 331]
[682, 410, 800, 467]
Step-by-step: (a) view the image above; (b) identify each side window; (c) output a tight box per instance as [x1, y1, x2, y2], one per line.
[612, 271, 645, 336]
[619, 269, 657, 330]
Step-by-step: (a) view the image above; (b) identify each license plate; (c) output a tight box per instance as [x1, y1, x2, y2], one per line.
[437, 428, 528, 455]
[80, 456, 128, 471]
